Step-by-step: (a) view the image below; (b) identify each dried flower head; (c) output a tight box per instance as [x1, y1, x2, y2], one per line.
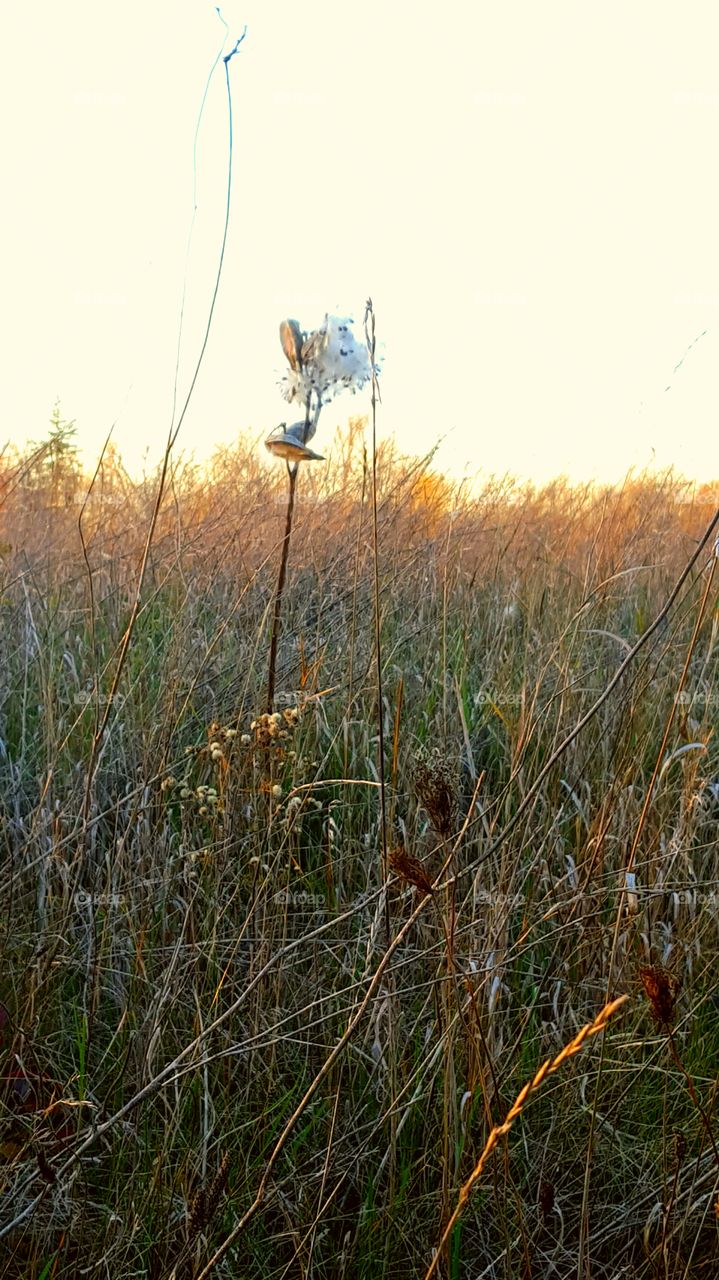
[538, 1180, 555, 1220]
[248, 709, 299, 754]
[389, 844, 435, 895]
[412, 748, 459, 838]
[639, 963, 681, 1028]
[187, 1151, 231, 1242]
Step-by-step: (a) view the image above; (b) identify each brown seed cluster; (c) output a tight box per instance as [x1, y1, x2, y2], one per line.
[389, 844, 435, 895]
[538, 1179, 555, 1220]
[639, 964, 681, 1029]
[187, 1151, 231, 1241]
[673, 1130, 687, 1170]
[166, 723, 240, 818]
[199, 721, 239, 757]
[412, 748, 459, 838]
[250, 708, 300, 749]
[166, 710, 302, 819]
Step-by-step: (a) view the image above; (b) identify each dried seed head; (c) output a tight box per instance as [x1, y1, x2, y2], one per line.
[187, 1151, 231, 1241]
[538, 1180, 555, 1220]
[412, 748, 459, 838]
[673, 1130, 687, 1170]
[204, 1151, 231, 1229]
[639, 964, 681, 1029]
[389, 845, 434, 895]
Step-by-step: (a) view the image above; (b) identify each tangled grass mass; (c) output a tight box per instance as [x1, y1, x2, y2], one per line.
[2, 393, 719, 1278]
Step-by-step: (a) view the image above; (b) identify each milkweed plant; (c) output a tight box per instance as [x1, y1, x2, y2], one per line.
[264, 312, 377, 709]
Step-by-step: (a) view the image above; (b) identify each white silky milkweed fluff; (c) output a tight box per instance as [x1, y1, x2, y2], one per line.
[268, 311, 376, 462]
[277, 313, 372, 414]
[316, 315, 372, 390]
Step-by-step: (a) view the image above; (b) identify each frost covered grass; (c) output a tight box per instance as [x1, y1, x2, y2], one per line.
[2, 435, 719, 1278]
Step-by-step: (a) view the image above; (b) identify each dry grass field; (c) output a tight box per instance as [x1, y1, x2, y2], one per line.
[2, 418, 719, 1278]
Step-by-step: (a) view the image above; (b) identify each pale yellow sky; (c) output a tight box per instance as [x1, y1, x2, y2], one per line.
[3, 1, 719, 485]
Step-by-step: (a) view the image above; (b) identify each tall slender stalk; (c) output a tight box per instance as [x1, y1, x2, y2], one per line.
[364, 301, 389, 927]
[265, 461, 298, 713]
[364, 300, 397, 1203]
[265, 396, 316, 712]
